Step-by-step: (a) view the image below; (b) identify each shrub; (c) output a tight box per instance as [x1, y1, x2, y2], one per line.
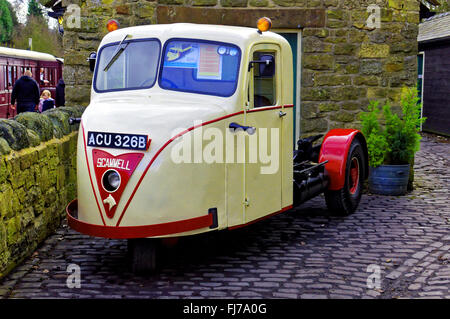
[360, 101, 389, 167]
[360, 87, 425, 167]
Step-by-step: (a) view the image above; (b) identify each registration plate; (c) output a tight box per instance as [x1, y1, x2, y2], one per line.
[87, 131, 150, 151]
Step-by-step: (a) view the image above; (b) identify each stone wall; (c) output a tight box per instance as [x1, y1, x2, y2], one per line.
[58, 0, 419, 136]
[0, 107, 84, 278]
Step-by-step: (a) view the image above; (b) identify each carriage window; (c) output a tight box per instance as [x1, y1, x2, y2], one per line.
[7, 66, 12, 87]
[95, 39, 160, 92]
[40, 68, 50, 85]
[2, 66, 6, 89]
[160, 39, 241, 97]
[253, 52, 276, 107]
[49, 68, 54, 85]
[53, 69, 57, 85]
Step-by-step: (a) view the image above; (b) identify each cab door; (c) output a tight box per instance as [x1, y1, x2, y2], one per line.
[244, 43, 283, 223]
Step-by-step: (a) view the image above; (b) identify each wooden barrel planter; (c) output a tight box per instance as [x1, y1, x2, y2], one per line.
[368, 164, 410, 196]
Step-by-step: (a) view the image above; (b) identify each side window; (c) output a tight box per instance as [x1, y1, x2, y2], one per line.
[49, 68, 54, 85]
[40, 68, 45, 84]
[13, 66, 17, 82]
[253, 51, 276, 107]
[28, 67, 33, 79]
[2, 66, 6, 90]
[7, 66, 12, 87]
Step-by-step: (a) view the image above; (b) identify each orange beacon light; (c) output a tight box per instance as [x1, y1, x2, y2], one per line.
[107, 19, 120, 32]
[257, 17, 272, 34]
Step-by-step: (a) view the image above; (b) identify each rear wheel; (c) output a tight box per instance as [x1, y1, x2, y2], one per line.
[128, 238, 159, 273]
[325, 138, 365, 216]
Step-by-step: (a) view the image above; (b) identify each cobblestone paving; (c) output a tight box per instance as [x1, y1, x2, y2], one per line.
[0, 133, 448, 299]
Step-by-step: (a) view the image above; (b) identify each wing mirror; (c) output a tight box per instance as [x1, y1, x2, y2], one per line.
[248, 54, 275, 77]
[87, 52, 97, 72]
[258, 54, 275, 77]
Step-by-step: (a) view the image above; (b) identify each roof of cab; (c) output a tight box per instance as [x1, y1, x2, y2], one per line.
[99, 23, 285, 48]
[0, 46, 59, 62]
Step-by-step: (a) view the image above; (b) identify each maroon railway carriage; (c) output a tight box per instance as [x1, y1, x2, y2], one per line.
[0, 46, 63, 118]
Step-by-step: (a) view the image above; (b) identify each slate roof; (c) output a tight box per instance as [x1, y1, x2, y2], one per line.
[418, 12, 450, 42]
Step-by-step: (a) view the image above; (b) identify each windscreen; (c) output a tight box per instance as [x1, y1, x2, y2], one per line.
[95, 39, 160, 92]
[160, 39, 241, 97]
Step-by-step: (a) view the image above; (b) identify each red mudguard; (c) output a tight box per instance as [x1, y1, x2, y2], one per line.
[319, 129, 367, 191]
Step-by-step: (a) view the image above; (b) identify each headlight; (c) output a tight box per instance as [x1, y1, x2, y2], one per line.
[102, 169, 121, 192]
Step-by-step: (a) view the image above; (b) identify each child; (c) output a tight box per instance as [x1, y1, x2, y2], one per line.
[39, 90, 55, 113]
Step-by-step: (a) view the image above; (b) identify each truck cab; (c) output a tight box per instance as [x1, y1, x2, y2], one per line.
[68, 19, 367, 272]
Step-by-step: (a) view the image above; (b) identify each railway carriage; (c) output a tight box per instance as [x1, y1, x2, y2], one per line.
[0, 47, 63, 118]
[67, 19, 368, 271]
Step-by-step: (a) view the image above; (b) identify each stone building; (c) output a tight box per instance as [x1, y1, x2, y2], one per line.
[41, 0, 427, 137]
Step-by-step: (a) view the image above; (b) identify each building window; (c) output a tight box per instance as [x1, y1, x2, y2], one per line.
[417, 52, 425, 130]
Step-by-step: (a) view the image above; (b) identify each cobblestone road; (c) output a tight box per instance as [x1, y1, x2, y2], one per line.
[0, 133, 448, 299]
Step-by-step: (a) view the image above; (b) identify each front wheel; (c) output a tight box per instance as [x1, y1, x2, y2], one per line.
[325, 138, 365, 216]
[128, 238, 159, 273]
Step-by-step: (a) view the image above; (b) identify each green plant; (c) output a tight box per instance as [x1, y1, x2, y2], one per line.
[384, 88, 426, 165]
[360, 101, 390, 167]
[360, 87, 425, 167]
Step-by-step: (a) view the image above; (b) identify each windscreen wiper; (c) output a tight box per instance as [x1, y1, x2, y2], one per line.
[103, 34, 131, 72]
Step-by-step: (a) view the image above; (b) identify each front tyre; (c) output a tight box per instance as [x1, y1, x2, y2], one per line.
[128, 238, 159, 273]
[325, 138, 365, 216]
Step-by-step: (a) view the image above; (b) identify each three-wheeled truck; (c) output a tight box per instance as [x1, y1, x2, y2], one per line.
[67, 18, 368, 271]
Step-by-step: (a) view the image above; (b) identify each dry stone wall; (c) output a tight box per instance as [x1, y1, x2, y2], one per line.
[0, 107, 84, 278]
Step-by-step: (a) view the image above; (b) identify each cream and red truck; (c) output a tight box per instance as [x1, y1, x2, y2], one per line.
[67, 18, 368, 271]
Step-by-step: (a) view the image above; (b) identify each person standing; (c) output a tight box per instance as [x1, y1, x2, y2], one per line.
[11, 70, 40, 114]
[55, 78, 65, 107]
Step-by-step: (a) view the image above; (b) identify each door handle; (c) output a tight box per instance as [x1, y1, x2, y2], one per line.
[279, 111, 287, 118]
[229, 122, 256, 135]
